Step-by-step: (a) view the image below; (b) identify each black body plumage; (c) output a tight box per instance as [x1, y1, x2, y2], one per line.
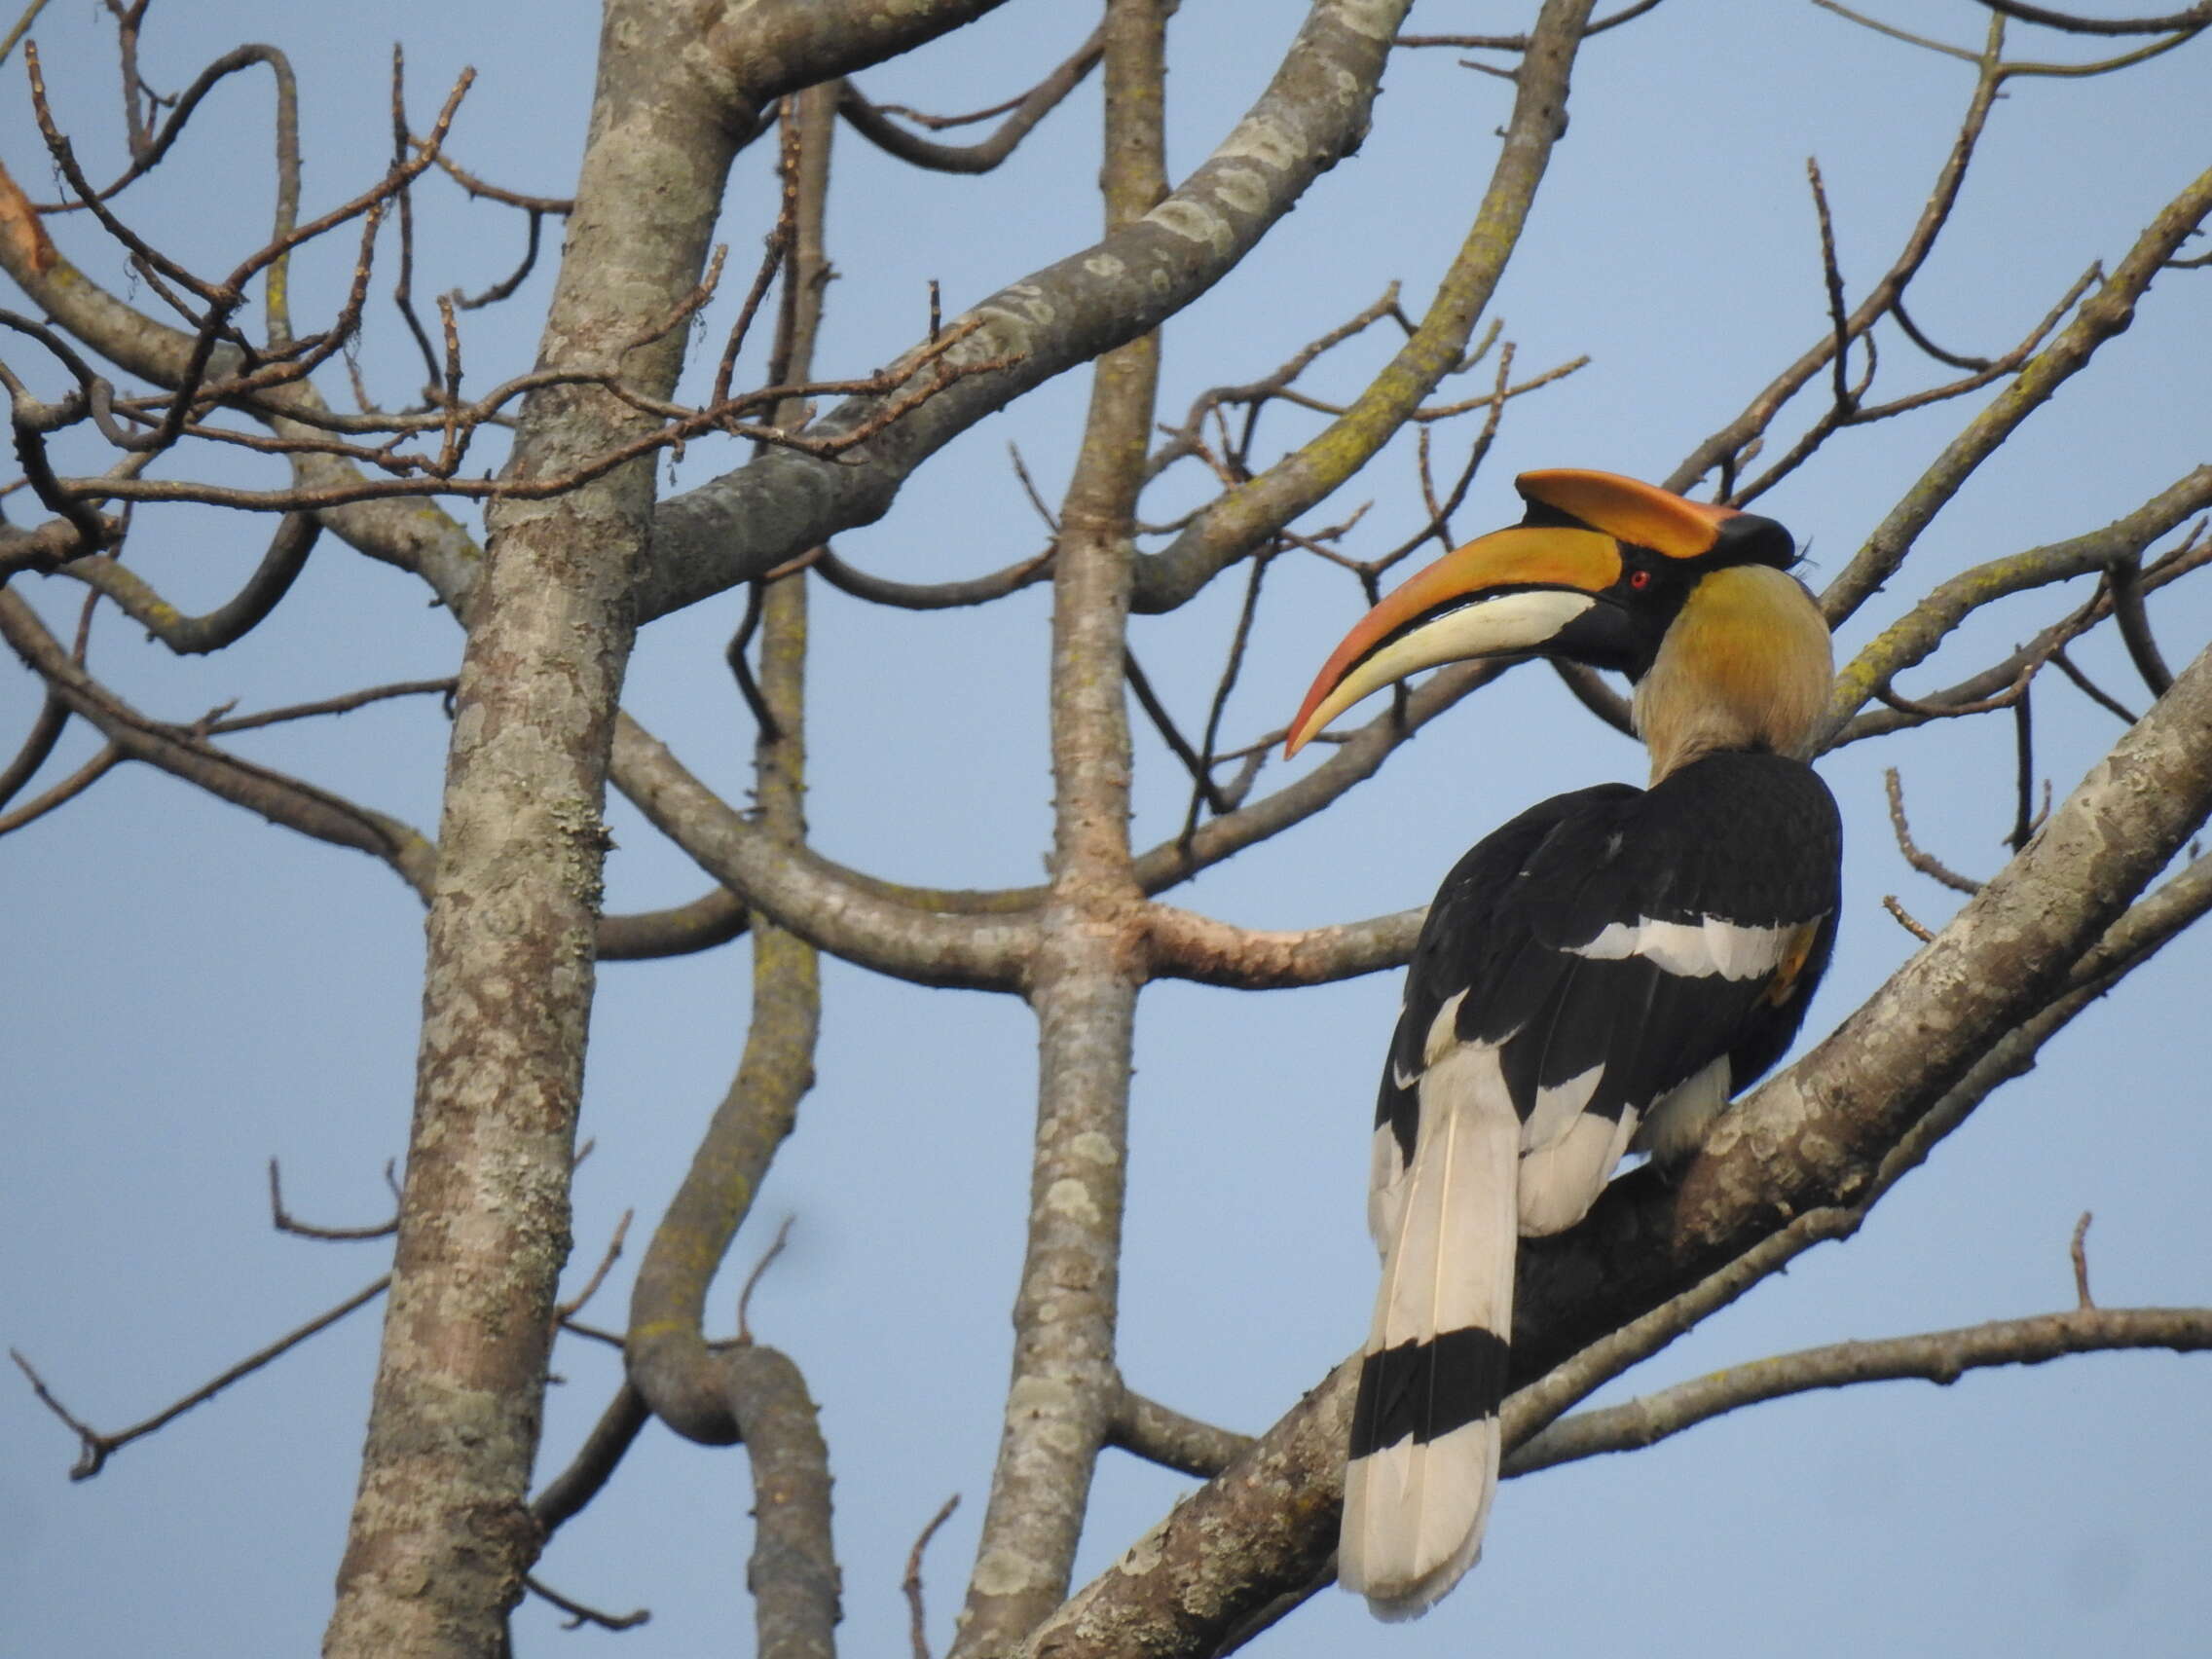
[1374, 752, 1840, 1175]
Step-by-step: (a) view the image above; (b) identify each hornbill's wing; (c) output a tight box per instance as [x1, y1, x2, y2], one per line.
[1368, 783, 1639, 1248]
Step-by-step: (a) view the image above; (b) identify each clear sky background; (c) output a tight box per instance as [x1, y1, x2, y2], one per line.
[4, 3, 2208, 1656]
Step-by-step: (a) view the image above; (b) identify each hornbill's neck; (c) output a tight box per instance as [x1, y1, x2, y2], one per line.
[1632, 563, 1831, 786]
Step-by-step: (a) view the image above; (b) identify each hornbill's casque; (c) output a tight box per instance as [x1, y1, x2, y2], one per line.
[1285, 469, 1842, 1620]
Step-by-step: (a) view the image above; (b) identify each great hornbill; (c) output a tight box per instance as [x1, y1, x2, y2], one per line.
[1285, 468, 1842, 1619]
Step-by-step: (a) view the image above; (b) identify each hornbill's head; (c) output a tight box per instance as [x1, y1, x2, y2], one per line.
[1285, 469, 1833, 781]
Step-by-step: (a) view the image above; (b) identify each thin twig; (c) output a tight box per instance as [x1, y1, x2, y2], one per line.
[2048, 645, 2140, 722]
[0, 0, 55, 68]
[1892, 296, 1992, 371]
[13, 1275, 389, 1479]
[1811, 0, 1987, 62]
[1667, 25, 2011, 504]
[812, 543, 1052, 609]
[1883, 895, 1937, 942]
[2008, 682, 2038, 852]
[1885, 767, 1982, 893]
[713, 220, 790, 411]
[2071, 1211, 2096, 1309]
[267, 1158, 398, 1240]
[1127, 649, 1234, 817]
[420, 145, 572, 212]
[0, 689, 67, 810]
[1809, 157, 1855, 414]
[1873, 656, 2039, 719]
[454, 206, 544, 310]
[58, 332, 1021, 512]
[1178, 548, 1275, 851]
[554, 1210, 633, 1323]
[387, 49, 442, 393]
[903, 1493, 962, 1659]
[735, 1215, 795, 1345]
[532, 1382, 650, 1534]
[1, 589, 439, 898]
[523, 1575, 650, 1633]
[725, 582, 781, 743]
[1396, 0, 1665, 51]
[207, 677, 457, 735]
[838, 25, 1102, 175]
[2106, 555, 2175, 694]
[0, 742, 119, 834]
[557, 1318, 625, 1349]
[1008, 441, 1060, 533]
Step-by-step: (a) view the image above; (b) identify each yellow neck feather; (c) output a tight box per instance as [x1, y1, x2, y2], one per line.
[1632, 565, 1832, 783]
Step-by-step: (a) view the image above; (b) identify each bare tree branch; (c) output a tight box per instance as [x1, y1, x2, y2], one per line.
[1885, 767, 1983, 894]
[554, 1210, 633, 1325]
[596, 887, 750, 960]
[1507, 1305, 2212, 1476]
[522, 1576, 650, 1633]
[1822, 464, 2212, 743]
[951, 8, 1166, 1645]
[630, 85, 831, 1456]
[268, 1159, 399, 1241]
[638, 0, 1423, 621]
[905, 1495, 963, 1659]
[1144, 900, 1422, 989]
[729, 1341, 842, 1659]
[1130, 0, 1599, 613]
[610, 711, 1037, 988]
[1667, 20, 2009, 498]
[1821, 162, 2212, 623]
[0, 589, 438, 897]
[13, 1275, 389, 1482]
[813, 542, 1052, 609]
[1396, 1, 1666, 51]
[0, 686, 67, 807]
[1108, 1387, 1255, 1479]
[0, 737, 117, 833]
[838, 25, 1101, 173]
[532, 1381, 650, 1536]
[1973, 0, 2211, 34]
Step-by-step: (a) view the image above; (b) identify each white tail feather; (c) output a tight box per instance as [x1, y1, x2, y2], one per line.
[1341, 1045, 1520, 1617]
[1516, 1103, 1639, 1236]
[1346, 1419, 1498, 1620]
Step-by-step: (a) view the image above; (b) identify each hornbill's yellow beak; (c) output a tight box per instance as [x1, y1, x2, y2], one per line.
[1284, 469, 1752, 757]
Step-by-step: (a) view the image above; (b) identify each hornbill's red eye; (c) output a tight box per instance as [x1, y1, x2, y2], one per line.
[1629, 568, 1653, 590]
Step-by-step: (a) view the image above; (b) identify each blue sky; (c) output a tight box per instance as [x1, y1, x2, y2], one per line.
[4, 4, 2208, 1656]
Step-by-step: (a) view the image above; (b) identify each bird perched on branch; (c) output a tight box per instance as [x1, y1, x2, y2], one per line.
[1285, 468, 1841, 1619]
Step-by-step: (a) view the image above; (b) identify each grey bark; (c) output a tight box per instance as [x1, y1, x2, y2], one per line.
[321, 8, 751, 1652]
[951, 7, 1164, 1650]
